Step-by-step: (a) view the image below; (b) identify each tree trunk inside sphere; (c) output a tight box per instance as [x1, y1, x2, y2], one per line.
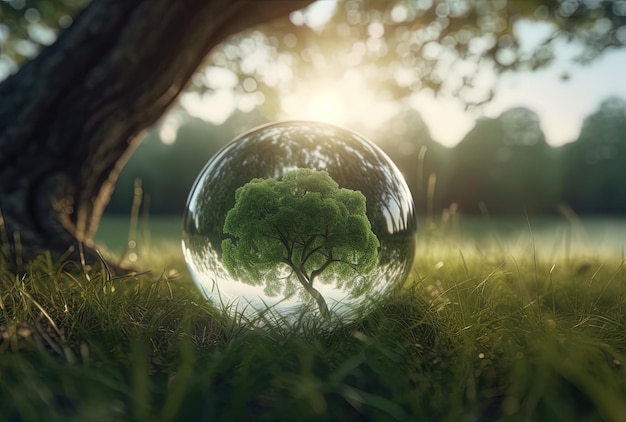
[0, 0, 312, 271]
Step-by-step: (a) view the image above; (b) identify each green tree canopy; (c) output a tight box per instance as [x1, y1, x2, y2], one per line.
[200, 0, 626, 116]
[222, 168, 380, 317]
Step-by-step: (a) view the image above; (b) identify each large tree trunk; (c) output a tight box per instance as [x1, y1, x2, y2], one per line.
[0, 0, 312, 271]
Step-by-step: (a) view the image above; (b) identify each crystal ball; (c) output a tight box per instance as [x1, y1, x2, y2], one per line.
[182, 121, 416, 320]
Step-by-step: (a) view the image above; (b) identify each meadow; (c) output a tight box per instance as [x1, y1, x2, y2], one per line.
[1, 215, 625, 421]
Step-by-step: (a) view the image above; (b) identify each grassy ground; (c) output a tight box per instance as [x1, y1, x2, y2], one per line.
[1, 231, 626, 421]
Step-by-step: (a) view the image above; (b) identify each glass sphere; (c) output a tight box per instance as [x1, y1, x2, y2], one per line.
[182, 121, 416, 321]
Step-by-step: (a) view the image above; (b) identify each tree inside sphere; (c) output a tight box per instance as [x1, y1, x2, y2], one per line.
[182, 121, 416, 321]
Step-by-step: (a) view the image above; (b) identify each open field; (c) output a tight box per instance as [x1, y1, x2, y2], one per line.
[1, 216, 625, 421]
[97, 214, 626, 258]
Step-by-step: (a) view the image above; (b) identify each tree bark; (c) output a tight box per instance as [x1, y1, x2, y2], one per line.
[0, 0, 312, 271]
[291, 266, 330, 319]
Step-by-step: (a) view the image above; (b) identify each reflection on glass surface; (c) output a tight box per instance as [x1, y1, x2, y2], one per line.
[182, 121, 416, 320]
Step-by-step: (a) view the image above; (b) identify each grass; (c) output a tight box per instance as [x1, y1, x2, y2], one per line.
[1, 229, 626, 421]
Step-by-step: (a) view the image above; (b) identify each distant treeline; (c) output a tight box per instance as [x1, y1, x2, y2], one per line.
[106, 96, 626, 218]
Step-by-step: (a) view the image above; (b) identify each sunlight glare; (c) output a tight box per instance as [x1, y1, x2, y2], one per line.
[284, 90, 345, 124]
[280, 72, 400, 131]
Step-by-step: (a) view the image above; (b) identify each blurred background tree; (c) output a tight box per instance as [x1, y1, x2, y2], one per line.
[1, 0, 626, 265]
[443, 107, 559, 215]
[561, 97, 626, 215]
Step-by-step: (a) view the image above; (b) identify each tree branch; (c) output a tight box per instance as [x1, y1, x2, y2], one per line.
[309, 250, 338, 283]
[299, 234, 319, 266]
[273, 224, 294, 259]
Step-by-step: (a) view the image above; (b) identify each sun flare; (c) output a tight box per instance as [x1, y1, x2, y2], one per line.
[307, 91, 346, 123]
[279, 72, 400, 131]
[281, 83, 349, 127]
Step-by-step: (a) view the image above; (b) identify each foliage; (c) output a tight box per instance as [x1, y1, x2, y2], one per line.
[2, 232, 626, 421]
[3, 1, 626, 109]
[222, 168, 380, 317]
[204, 0, 626, 113]
[0, 0, 87, 70]
[443, 107, 559, 215]
[561, 96, 626, 214]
